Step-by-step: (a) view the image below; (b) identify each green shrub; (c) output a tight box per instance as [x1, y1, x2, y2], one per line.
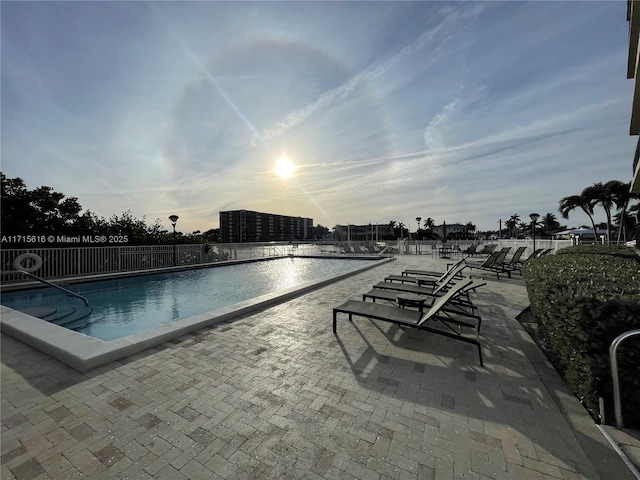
[524, 252, 640, 427]
[556, 244, 640, 260]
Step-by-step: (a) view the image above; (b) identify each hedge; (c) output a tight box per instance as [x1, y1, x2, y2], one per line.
[556, 244, 640, 260]
[523, 248, 640, 427]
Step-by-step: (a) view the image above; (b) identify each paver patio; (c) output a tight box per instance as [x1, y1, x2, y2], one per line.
[1, 254, 636, 479]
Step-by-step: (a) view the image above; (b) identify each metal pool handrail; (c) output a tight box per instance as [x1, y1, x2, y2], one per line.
[609, 329, 640, 428]
[17, 270, 90, 307]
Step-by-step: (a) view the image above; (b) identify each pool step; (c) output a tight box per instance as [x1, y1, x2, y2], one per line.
[42, 307, 77, 322]
[55, 306, 94, 330]
[19, 305, 95, 332]
[18, 307, 58, 318]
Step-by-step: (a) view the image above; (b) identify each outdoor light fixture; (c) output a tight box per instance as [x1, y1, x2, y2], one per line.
[169, 214, 179, 266]
[415, 217, 422, 254]
[529, 213, 540, 253]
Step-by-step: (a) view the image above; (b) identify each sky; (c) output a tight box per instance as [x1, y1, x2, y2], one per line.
[1, 1, 636, 235]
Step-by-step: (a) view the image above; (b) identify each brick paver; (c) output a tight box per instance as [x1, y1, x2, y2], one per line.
[1, 255, 634, 479]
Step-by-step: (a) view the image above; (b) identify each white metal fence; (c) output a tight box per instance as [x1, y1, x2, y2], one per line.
[1, 243, 296, 283]
[0, 239, 573, 284]
[392, 238, 573, 255]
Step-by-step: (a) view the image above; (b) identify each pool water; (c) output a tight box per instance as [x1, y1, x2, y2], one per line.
[1, 257, 378, 341]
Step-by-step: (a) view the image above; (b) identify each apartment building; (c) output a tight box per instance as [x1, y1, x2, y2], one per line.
[219, 210, 313, 243]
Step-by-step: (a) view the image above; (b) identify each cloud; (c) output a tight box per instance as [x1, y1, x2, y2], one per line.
[261, 4, 484, 142]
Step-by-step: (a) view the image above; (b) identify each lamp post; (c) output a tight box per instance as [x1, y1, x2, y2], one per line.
[529, 213, 540, 253]
[415, 217, 421, 254]
[169, 214, 179, 266]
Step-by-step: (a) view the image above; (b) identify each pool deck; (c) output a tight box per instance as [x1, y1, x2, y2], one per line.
[1, 254, 637, 479]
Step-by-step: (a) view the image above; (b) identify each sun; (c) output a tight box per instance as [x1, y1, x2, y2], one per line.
[274, 157, 296, 179]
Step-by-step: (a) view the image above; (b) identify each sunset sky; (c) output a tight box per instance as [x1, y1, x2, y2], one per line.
[1, 1, 635, 234]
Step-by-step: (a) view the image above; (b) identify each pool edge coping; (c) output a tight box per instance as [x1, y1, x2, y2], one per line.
[1, 257, 392, 371]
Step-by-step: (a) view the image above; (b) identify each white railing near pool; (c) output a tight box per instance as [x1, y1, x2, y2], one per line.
[0, 242, 373, 283]
[1, 239, 576, 283]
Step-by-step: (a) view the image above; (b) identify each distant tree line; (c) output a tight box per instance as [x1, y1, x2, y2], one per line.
[4, 173, 637, 248]
[1, 173, 220, 247]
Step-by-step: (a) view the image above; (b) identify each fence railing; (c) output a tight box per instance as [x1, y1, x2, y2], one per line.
[0, 239, 576, 283]
[391, 238, 573, 255]
[1, 242, 391, 283]
[1, 243, 302, 283]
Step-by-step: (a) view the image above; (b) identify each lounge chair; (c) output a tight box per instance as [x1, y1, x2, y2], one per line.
[501, 246, 527, 275]
[333, 277, 484, 365]
[466, 251, 499, 268]
[385, 260, 468, 287]
[519, 248, 543, 264]
[362, 277, 486, 317]
[469, 248, 513, 279]
[462, 243, 478, 255]
[476, 244, 497, 256]
[401, 257, 466, 278]
[519, 248, 551, 265]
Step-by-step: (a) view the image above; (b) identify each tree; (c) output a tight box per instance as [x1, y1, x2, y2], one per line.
[423, 218, 435, 230]
[388, 220, 396, 239]
[465, 222, 476, 238]
[539, 213, 561, 236]
[1, 172, 207, 246]
[1, 172, 84, 237]
[388, 220, 408, 239]
[582, 182, 616, 242]
[559, 194, 598, 236]
[203, 228, 220, 243]
[397, 222, 407, 239]
[505, 214, 520, 238]
[422, 217, 436, 240]
[606, 180, 640, 242]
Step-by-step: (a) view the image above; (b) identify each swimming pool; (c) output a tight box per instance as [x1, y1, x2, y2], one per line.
[1, 256, 389, 370]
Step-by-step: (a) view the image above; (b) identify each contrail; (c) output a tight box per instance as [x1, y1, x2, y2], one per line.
[262, 6, 478, 141]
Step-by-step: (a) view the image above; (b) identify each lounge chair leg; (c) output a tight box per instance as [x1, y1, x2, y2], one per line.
[478, 345, 484, 366]
[333, 312, 337, 333]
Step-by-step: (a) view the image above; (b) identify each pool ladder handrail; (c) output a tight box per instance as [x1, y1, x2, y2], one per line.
[17, 270, 90, 307]
[609, 329, 640, 428]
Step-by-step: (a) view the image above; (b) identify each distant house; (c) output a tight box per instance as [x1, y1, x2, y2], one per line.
[553, 228, 608, 243]
[432, 223, 468, 240]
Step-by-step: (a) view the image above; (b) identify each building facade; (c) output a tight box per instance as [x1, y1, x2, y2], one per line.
[432, 223, 469, 240]
[219, 210, 313, 243]
[628, 0, 640, 193]
[333, 224, 394, 242]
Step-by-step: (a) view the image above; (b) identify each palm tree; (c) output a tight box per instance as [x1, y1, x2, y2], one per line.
[423, 217, 435, 230]
[388, 220, 397, 240]
[540, 212, 561, 236]
[558, 194, 598, 235]
[465, 222, 476, 239]
[583, 182, 615, 242]
[606, 180, 640, 243]
[397, 222, 407, 239]
[505, 214, 520, 238]
[422, 217, 436, 240]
